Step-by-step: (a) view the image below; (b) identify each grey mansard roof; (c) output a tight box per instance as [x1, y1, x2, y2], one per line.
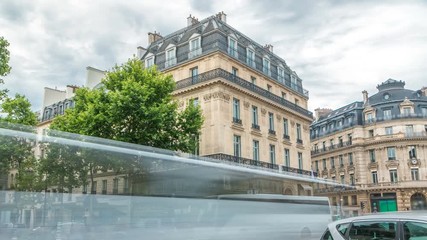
[368, 79, 427, 106]
[310, 79, 427, 139]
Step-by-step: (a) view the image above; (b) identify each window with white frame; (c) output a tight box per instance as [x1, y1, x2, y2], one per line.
[298, 152, 303, 169]
[411, 168, 419, 181]
[283, 118, 289, 138]
[296, 123, 302, 142]
[389, 169, 398, 183]
[372, 171, 378, 184]
[252, 106, 259, 128]
[253, 140, 259, 161]
[246, 47, 255, 67]
[278, 67, 285, 83]
[406, 125, 414, 136]
[387, 147, 396, 160]
[233, 135, 241, 157]
[291, 74, 298, 90]
[269, 144, 276, 164]
[385, 126, 393, 135]
[366, 112, 373, 123]
[403, 107, 411, 115]
[232, 98, 241, 123]
[228, 37, 238, 58]
[189, 35, 201, 58]
[263, 57, 270, 76]
[268, 112, 275, 133]
[408, 145, 417, 159]
[145, 55, 155, 68]
[330, 157, 335, 168]
[284, 148, 290, 167]
[383, 109, 392, 120]
[369, 149, 376, 162]
[165, 46, 176, 67]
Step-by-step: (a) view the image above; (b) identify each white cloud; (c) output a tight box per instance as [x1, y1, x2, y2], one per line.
[1, 0, 426, 113]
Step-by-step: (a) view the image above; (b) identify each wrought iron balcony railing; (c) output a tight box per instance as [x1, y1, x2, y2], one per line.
[251, 124, 260, 130]
[268, 129, 276, 135]
[283, 134, 290, 140]
[154, 39, 309, 98]
[232, 117, 242, 125]
[204, 153, 317, 177]
[297, 139, 303, 144]
[175, 68, 313, 119]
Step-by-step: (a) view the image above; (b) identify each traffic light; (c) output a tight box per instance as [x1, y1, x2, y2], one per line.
[360, 201, 365, 210]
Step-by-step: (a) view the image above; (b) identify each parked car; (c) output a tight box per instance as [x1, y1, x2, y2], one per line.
[320, 212, 427, 240]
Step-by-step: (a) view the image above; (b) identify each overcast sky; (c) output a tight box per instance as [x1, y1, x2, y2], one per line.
[1, 0, 427, 113]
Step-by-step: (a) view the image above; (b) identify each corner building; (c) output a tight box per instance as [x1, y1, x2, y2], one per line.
[140, 13, 314, 181]
[311, 79, 427, 216]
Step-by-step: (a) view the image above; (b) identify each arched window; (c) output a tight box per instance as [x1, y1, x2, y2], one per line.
[411, 193, 427, 210]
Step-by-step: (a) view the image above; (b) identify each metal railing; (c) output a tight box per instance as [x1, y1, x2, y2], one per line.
[363, 113, 427, 125]
[175, 68, 313, 118]
[154, 39, 309, 98]
[204, 153, 317, 177]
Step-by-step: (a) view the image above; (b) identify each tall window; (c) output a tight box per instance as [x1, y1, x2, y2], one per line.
[233, 135, 241, 157]
[411, 168, 419, 181]
[298, 152, 303, 169]
[369, 149, 376, 162]
[191, 67, 198, 82]
[372, 171, 378, 184]
[281, 92, 286, 99]
[228, 37, 238, 58]
[330, 157, 335, 168]
[322, 159, 326, 170]
[296, 123, 302, 142]
[113, 178, 119, 194]
[165, 47, 176, 67]
[253, 140, 259, 161]
[189, 36, 201, 58]
[92, 181, 97, 194]
[385, 126, 393, 135]
[322, 141, 326, 151]
[263, 57, 270, 76]
[338, 136, 343, 147]
[383, 109, 392, 120]
[102, 180, 107, 194]
[340, 175, 345, 184]
[350, 174, 355, 185]
[408, 145, 417, 159]
[283, 118, 289, 139]
[348, 153, 353, 165]
[269, 144, 276, 164]
[284, 149, 290, 167]
[267, 84, 272, 92]
[268, 112, 275, 134]
[366, 112, 373, 123]
[339, 155, 344, 167]
[278, 67, 285, 83]
[246, 48, 255, 67]
[369, 129, 374, 137]
[406, 125, 414, 136]
[315, 160, 319, 172]
[390, 169, 398, 183]
[387, 147, 396, 160]
[348, 133, 353, 145]
[232, 98, 241, 123]
[252, 106, 259, 129]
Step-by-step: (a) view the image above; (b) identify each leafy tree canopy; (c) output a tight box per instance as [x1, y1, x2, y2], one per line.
[0, 94, 37, 126]
[0, 36, 11, 100]
[51, 58, 203, 153]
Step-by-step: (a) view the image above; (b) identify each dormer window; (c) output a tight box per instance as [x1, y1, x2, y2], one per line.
[145, 54, 155, 68]
[291, 73, 298, 90]
[263, 56, 270, 76]
[165, 45, 177, 68]
[278, 67, 285, 83]
[246, 47, 255, 68]
[188, 34, 202, 59]
[228, 37, 238, 58]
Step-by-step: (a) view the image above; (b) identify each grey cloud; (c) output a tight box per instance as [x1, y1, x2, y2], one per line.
[190, 0, 215, 13]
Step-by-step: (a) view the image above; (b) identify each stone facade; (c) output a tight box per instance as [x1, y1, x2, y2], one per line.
[311, 79, 427, 216]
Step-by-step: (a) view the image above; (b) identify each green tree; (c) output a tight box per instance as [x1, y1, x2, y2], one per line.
[51, 58, 203, 150]
[49, 58, 203, 193]
[0, 94, 38, 191]
[0, 36, 11, 100]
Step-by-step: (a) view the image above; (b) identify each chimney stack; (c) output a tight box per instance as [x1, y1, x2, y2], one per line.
[137, 46, 147, 59]
[264, 44, 273, 53]
[362, 90, 369, 105]
[216, 11, 227, 23]
[187, 14, 199, 27]
[148, 31, 162, 44]
[314, 108, 333, 121]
